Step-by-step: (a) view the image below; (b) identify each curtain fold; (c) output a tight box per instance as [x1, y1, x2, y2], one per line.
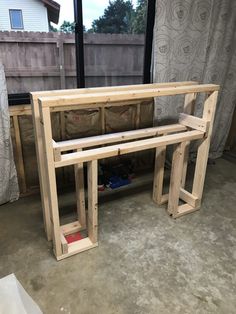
[0, 62, 19, 205]
[153, 0, 236, 158]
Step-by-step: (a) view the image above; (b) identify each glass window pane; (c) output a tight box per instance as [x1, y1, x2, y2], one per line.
[10, 10, 23, 29]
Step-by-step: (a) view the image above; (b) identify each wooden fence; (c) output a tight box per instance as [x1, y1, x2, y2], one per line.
[0, 31, 145, 93]
[1, 31, 149, 195]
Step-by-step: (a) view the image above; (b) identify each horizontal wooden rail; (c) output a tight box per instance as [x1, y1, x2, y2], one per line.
[39, 84, 220, 109]
[179, 113, 210, 133]
[160, 189, 200, 208]
[53, 124, 187, 154]
[9, 105, 32, 116]
[55, 130, 204, 168]
[33, 80, 198, 98]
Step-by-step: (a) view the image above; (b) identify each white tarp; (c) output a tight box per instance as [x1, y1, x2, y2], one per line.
[0, 274, 42, 314]
[0, 62, 19, 204]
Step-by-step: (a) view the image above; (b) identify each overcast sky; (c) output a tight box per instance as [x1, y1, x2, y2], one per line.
[54, 0, 138, 29]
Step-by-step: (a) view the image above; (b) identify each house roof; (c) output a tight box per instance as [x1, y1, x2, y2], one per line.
[41, 0, 60, 24]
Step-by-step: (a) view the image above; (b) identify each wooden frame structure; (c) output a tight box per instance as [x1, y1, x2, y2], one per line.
[31, 82, 219, 260]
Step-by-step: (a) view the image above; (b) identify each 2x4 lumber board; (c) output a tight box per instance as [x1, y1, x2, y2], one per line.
[74, 149, 86, 229]
[55, 130, 204, 168]
[56, 238, 98, 261]
[32, 81, 198, 99]
[30, 94, 52, 241]
[41, 106, 62, 256]
[52, 140, 61, 162]
[87, 160, 98, 244]
[54, 124, 187, 153]
[179, 113, 209, 133]
[160, 189, 199, 208]
[183, 93, 196, 115]
[60, 233, 68, 254]
[60, 220, 82, 236]
[12, 115, 27, 194]
[9, 105, 32, 116]
[180, 189, 200, 208]
[181, 93, 196, 188]
[181, 141, 190, 188]
[192, 91, 219, 200]
[39, 84, 220, 109]
[153, 146, 166, 205]
[172, 204, 200, 219]
[167, 142, 186, 216]
[159, 193, 169, 205]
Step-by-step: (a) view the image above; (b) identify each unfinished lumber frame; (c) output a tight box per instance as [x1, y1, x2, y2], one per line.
[30, 81, 197, 241]
[32, 82, 219, 260]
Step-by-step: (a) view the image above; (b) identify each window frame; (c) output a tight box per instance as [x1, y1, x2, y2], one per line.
[9, 9, 24, 30]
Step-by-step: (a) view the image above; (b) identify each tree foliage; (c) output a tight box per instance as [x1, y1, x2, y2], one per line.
[91, 0, 135, 34]
[59, 0, 147, 34]
[60, 20, 75, 33]
[60, 21, 86, 33]
[90, 0, 147, 34]
[132, 0, 147, 34]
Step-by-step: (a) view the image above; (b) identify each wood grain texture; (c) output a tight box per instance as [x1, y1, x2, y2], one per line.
[39, 84, 220, 108]
[192, 91, 219, 200]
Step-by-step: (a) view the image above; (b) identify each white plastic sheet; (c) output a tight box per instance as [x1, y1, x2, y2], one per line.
[0, 62, 19, 204]
[0, 274, 42, 314]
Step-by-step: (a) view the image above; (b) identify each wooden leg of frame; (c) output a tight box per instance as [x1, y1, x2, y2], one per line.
[74, 149, 86, 229]
[60, 233, 68, 254]
[181, 141, 190, 187]
[192, 91, 218, 203]
[41, 107, 62, 257]
[153, 146, 166, 205]
[31, 95, 52, 241]
[181, 93, 196, 188]
[87, 160, 98, 244]
[167, 142, 185, 216]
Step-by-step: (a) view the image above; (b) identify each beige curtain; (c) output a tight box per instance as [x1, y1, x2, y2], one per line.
[0, 62, 19, 204]
[152, 0, 236, 158]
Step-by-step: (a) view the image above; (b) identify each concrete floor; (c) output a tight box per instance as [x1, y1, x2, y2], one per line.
[0, 158, 236, 314]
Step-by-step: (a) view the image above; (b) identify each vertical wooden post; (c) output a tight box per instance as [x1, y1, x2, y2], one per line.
[58, 38, 66, 89]
[153, 146, 166, 204]
[181, 93, 196, 187]
[74, 149, 86, 228]
[41, 106, 62, 257]
[168, 142, 186, 216]
[12, 115, 27, 194]
[87, 160, 98, 244]
[192, 91, 218, 201]
[31, 95, 52, 241]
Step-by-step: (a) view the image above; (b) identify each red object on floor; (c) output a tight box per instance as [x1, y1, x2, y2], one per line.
[98, 184, 105, 191]
[65, 231, 83, 244]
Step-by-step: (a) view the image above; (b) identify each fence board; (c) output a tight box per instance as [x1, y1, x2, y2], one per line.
[0, 31, 145, 93]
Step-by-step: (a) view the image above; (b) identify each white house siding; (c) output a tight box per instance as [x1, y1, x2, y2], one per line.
[0, 0, 49, 32]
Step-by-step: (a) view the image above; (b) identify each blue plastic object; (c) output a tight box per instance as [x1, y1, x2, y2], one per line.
[109, 175, 131, 189]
